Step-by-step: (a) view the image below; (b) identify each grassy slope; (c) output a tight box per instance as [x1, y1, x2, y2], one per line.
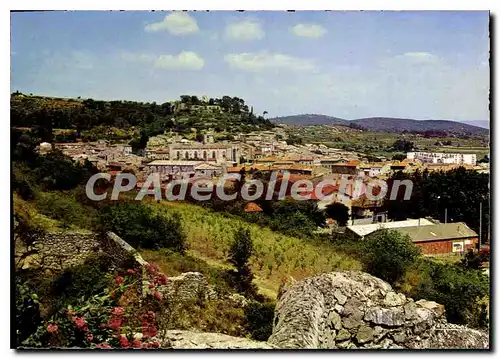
[146, 201, 362, 298]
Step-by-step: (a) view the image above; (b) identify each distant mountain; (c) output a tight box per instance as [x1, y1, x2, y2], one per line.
[270, 114, 348, 126]
[352, 117, 488, 136]
[271, 114, 488, 136]
[458, 121, 489, 129]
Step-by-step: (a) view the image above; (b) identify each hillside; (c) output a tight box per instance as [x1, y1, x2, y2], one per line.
[271, 114, 488, 137]
[352, 117, 488, 136]
[10, 93, 274, 144]
[270, 114, 348, 126]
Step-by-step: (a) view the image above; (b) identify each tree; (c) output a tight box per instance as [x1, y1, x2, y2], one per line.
[391, 139, 414, 152]
[325, 202, 349, 226]
[228, 227, 254, 271]
[362, 230, 421, 284]
[100, 203, 186, 252]
[391, 153, 406, 161]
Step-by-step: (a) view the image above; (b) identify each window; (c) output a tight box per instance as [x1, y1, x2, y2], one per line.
[212, 151, 216, 159]
[203, 151, 207, 160]
[177, 151, 180, 159]
[452, 242, 464, 253]
[185, 151, 189, 159]
[194, 152, 198, 159]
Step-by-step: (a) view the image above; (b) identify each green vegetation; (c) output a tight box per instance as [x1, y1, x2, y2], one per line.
[398, 259, 489, 328]
[385, 167, 490, 242]
[362, 230, 421, 285]
[100, 202, 187, 252]
[11, 93, 274, 148]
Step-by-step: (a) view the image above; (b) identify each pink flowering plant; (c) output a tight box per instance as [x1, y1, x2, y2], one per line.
[22, 265, 169, 349]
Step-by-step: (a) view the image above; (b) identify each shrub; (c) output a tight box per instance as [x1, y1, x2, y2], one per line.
[100, 202, 186, 252]
[400, 259, 489, 328]
[228, 227, 254, 271]
[325, 202, 349, 226]
[244, 301, 275, 341]
[16, 277, 42, 346]
[362, 229, 421, 285]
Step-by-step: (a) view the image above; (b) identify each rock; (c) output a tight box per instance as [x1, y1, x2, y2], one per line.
[403, 302, 418, 320]
[392, 332, 406, 343]
[416, 300, 445, 318]
[336, 329, 351, 341]
[356, 326, 374, 344]
[364, 307, 405, 327]
[327, 311, 342, 330]
[334, 304, 344, 314]
[267, 271, 489, 349]
[334, 289, 347, 305]
[163, 330, 275, 349]
[384, 292, 406, 307]
[227, 293, 249, 308]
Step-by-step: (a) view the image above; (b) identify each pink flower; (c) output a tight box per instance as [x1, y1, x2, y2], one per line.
[47, 323, 58, 333]
[126, 269, 135, 275]
[153, 290, 162, 301]
[148, 283, 155, 289]
[112, 307, 125, 316]
[119, 336, 129, 348]
[131, 339, 141, 348]
[73, 316, 86, 330]
[151, 341, 160, 348]
[108, 317, 123, 330]
[87, 334, 94, 341]
[115, 276, 124, 285]
[96, 343, 112, 349]
[142, 323, 158, 339]
[147, 311, 155, 320]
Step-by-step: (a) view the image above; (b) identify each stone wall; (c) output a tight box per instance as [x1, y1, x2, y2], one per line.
[15, 232, 101, 273]
[268, 271, 489, 349]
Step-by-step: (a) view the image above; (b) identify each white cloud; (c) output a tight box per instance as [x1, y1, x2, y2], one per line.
[120, 51, 204, 70]
[144, 12, 199, 35]
[154, 51, 204, 70]
[394, 52, 440, 65]
[225, 20, 264, 41]
[120, 52, 155, 63]
[224, 52, 315, 71]
[291, 23, 326, 38]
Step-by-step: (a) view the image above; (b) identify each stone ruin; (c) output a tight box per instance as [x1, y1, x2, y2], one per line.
[268, 271, 489, 349]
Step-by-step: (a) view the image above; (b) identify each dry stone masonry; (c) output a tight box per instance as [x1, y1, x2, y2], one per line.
[267, 271, 489, 349]
[15, 232, 100, 273]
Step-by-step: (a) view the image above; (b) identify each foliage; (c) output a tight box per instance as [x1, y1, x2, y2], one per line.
[461, 248, 489, 270]
[362, 230, 421, 285]
[22, 265, 166, 348]
[391, 153, 406, 161]
[33, 150, 97, 191]
[398, 259, 489, 328]
[228, 227, 254, 271]
[384, 167, 490, 242]
[100, 202, 187, 252]
[16, 277, 42, 346]
[244, 301, 275, 341]
[391, 139, 414, 152]
[325, 202, 349, 226]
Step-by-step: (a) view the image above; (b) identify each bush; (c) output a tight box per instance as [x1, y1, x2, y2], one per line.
[34, 151, 93, 191]
[16, 277, 42, 346]
[362, 230, 421, 285]
[100, 202, 187, 252]
[400, 259, 489, 328]
[244, 301, 275, 341]
[325, 202, 349, 226]
[228, 227, 254, 270]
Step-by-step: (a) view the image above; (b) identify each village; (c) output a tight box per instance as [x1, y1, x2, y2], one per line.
[43, 125, 490, 260]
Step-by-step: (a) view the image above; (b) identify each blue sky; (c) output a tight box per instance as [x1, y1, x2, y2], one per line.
[11, 11, 489, 121]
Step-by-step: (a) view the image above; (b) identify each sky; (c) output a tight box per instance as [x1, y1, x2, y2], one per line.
[10, 11, 490, 121]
